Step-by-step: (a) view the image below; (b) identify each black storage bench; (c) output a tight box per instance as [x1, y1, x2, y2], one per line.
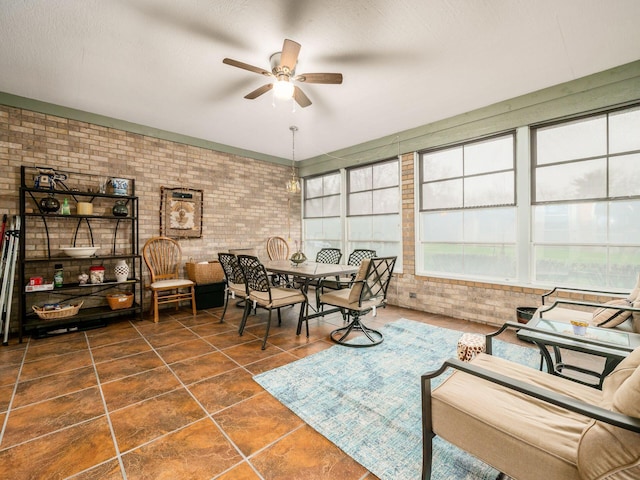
[194, 282, 225, 310]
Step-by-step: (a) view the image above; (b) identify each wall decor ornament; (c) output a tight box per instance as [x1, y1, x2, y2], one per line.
[160, 187, 203, 238]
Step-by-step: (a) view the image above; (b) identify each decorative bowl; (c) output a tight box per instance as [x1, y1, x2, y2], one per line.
[61, 246, 98, 258]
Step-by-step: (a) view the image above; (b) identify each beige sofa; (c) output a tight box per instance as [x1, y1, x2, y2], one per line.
[535, 285, 640, 333]
[421, 344, 640, 480]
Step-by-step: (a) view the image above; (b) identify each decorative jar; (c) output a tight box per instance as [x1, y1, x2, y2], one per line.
[112, 200, 128, 217]
[89, 265, 105, 284]
[39, 195, 60, 213]
[114, 260, 129, 283]
[110, 178, 129, 196]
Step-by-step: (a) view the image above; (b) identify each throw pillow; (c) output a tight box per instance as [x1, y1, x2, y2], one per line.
[627, 273, 640, 302]
[633, 299, 640, 334]
[592, 299, 632, 328]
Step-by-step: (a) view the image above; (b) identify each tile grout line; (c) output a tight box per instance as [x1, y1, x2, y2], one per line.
[129, 319, 268, 480]
[0, 339, 31, 448]
[84, 329, 129, 480]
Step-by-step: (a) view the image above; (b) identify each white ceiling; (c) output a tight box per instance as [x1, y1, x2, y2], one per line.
[1, 0, 639, 161]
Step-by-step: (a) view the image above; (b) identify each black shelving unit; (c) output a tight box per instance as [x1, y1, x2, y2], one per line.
[18, 166, 143, 341]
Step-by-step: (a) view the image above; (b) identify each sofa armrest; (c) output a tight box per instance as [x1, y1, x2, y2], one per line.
[421, 357, 640, 434]
[541, 286, 628, 305]
[538, 298, 640, 317]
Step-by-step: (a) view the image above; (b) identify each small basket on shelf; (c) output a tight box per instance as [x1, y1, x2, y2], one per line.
[33, 301, 83, 320]
[106, 293, 134, 310]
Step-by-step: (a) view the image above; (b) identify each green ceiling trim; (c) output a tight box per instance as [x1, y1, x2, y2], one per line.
[299, 59, 640, 177]
[0, 91, 291, 167]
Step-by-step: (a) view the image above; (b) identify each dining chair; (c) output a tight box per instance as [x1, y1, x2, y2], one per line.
[237, 254, 308, 349]
[315, 248, 377, 308]
[319, 256, 396, 346]
[266, 236, 289, 260]
[217, 252, 248, 323]
[315, 247, 342, 264]
[142, 236, 196, 323]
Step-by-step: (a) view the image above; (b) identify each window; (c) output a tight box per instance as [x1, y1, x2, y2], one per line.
[303, 172, 341, 260]
[347, 159, 402, 269]
[418, 133, 517, 280]
[532, 105, 640, 288]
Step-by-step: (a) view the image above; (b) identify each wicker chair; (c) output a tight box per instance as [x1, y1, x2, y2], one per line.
[142, 236, 195, 323]
[217, 253, 247, 323]
[237, 255, 308, 350]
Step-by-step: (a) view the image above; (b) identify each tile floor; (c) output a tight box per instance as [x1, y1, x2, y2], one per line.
[0, 300, 524, 480]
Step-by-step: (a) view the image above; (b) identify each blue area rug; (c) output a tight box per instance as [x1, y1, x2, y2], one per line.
[254, 318, 540, 480]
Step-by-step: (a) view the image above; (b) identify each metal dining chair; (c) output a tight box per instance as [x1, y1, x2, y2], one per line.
[217, 252, 248, 323]
[237, 254, 308, 350]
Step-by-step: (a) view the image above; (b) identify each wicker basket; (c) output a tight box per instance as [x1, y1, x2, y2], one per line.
[33, 301, 83, 320]
[186, 260, 224, 284]
[106, 293, 134, 310]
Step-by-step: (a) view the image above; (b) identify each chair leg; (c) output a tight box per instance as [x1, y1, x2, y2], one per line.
[153, 291, 159, 323]
[296, 301, 309, 337]
[239, 300, 251, 335]
[262, 309, 273, 350]
[190, 286, 196, 317]
[220, 291, 230, 323]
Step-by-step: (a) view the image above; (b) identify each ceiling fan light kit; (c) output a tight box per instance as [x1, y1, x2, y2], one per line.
[223, 39, 343, 108]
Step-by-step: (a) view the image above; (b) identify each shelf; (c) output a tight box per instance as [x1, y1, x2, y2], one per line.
[24, 278, 141, 294]
[18, 166, 142, 342]
[23, 254, 141, 263]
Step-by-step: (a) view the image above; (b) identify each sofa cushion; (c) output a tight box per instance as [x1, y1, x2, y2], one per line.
[577, 347, 640, 480]
[627, 273, 640, 302]
[347, 259, 371, 304]
[592, 299, 632, 328]
[432, 353, 601, 480]
[633, 299, 640, 334]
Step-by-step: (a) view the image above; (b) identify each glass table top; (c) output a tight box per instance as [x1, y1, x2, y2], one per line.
[534, 318, 630, 347]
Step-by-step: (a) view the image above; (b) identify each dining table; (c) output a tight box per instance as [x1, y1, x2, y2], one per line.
[263, 260, 360, 321]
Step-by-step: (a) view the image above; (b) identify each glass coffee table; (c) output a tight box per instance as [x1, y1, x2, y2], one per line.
[516, 317, 639, 389]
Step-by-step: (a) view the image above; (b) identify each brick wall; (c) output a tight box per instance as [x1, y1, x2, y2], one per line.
[1, 103, 612, 331]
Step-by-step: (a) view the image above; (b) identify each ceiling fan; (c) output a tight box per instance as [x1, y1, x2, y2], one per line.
[222, 39, 343, 108]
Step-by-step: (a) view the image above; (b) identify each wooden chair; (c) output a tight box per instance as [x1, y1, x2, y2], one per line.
[237, 254, 307, 350]
[142, 236, 195, 323]
[266, 236, 290, 260]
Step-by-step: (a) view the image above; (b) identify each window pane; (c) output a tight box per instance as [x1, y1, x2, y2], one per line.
[423, 178, 462, 210]
[349, 167, 371, 192]
[305, 177, 323, 198]
[304, 218, 325, 239]
[533, 203, 607, 244]
[463, 244, 516, 279]
[536, 115, 607, 165]
[303, 217, 341, 240]
[305, 198, 323, 217]
[423, 243, 464, 275]
[610, 106, 640, 153]
[422, 211, 463, 242]
[372, 214, 401, 241]
[609, 199, 640, 244]
[464, 171, 514, 207]
[534, 245, 604, 287]
[373, 161, 398, 188]
[373, 187, 399, 214]
[349, 216, 372, 240]
[323, 172, 341, 195]
[610, 153, 640, 197]
[323, 195, 340, 215]
[349, 191, 372, 215]
[464, 208, 516, 243]
[535, 158, 606, 202]
[423, 147, 463, 181]
[465, 135, 514, 174]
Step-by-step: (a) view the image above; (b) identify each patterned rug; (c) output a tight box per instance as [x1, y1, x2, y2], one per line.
[254, 318, 540, 480]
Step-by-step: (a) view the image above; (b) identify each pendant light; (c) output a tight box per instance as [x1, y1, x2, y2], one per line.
[286, 125, 301, 194]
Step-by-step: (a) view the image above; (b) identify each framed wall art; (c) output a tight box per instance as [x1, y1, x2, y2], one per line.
[160, 186, 203, 238]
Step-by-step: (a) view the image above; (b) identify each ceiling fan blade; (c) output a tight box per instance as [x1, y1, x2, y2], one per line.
[280, 39, 301, 71]
[293, 86, 312, 108]
[294, 72, 343, 84]
[244, 83, 273, 99]
[223, 58, 271, 76]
